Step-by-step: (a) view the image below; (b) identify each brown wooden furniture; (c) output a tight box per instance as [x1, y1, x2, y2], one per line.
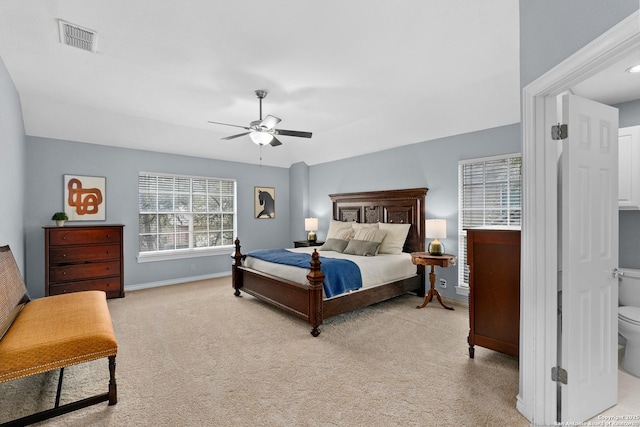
[293, 240, 324, 248]
[44, 225, 125, 299]
[410, 252, 456, 310]
[232, 188, 428, 336]
[466, 229, 520, 358]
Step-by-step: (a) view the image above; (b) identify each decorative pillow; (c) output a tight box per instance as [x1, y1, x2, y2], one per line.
[327, 220, 354, 240]
[345, 228, 387, 256]
[352, 222, 379, 231]
[343, 239, 381, 257]
[318, 238, 350, 253]
[378, 222, 411, 254]
[352, 228, 387, 243]
[333, 228, 355, 241]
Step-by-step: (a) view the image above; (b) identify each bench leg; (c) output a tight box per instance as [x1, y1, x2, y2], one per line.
[55, 367, 65, 408]
[108, 355, 117, 405]
[0, 356, 118, 427]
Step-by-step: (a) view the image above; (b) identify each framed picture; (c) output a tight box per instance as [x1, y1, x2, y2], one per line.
[64, 175, 106, 221]
[254, 186, 275, 219]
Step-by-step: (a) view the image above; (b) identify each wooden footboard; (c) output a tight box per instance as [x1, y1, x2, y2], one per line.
[232, 238, 325, 336]
[232, 238, 424, 336]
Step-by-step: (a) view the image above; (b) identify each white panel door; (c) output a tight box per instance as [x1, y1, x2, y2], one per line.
[560, 94, 618, 422]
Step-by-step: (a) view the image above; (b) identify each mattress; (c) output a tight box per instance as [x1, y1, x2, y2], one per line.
[243, 247, 417, 297]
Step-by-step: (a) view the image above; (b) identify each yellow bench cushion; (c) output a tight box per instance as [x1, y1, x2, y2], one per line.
[0, 291, 117, 382]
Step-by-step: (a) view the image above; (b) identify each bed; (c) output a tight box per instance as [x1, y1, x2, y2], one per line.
[231, 188, 428, 336]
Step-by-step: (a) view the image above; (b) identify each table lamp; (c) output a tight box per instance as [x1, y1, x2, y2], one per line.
[425, 219, 446, 256]
[305, 218, 318, 242]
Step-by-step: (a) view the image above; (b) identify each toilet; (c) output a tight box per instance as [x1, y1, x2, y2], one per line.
[619, 269, 640, 377]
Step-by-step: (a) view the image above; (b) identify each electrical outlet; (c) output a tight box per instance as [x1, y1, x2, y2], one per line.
[190, 263, 196, 271]
[439, 278, 447, 288]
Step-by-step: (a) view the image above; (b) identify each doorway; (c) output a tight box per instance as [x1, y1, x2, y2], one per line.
[518, 10, 640, 426]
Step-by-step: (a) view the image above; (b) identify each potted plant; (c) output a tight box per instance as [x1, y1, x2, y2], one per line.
[51, 212, 69, 227]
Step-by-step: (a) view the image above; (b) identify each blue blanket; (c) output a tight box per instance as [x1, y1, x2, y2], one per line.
[247, 248, 362, 298]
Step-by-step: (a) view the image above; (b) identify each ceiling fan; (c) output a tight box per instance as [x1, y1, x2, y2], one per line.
[207, 90, 312, 147]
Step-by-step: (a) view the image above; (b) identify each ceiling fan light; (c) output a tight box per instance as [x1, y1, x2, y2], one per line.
[250, 131, 273, 145]
[626, 64, 640, 73]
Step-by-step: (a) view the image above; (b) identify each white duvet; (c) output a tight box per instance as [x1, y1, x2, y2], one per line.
[243, 247, 417, 296]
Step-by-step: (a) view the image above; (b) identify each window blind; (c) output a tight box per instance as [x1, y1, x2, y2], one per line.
[138, 173, 236, 255]
[458, 154, 522, 287]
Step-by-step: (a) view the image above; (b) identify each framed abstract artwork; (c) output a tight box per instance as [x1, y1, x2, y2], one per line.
[254, 186, 275, 219]
[64, 175, 106, 221]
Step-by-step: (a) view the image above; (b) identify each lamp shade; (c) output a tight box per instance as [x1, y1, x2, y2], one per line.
[249, 131, 274, 145]
[305, 218, 318, 231]
[425, 219, 446, 239]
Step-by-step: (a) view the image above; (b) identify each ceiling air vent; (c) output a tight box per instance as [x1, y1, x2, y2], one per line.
[58, 20, 97, 52]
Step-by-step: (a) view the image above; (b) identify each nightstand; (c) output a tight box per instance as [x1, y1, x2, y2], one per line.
[410, 252, 456, 310]
[293, 240, 324, 248]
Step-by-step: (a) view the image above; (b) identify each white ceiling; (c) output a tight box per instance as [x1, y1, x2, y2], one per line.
[0, 1, 521, 167]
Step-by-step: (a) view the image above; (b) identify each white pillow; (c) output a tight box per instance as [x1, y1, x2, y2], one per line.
[333, 228, 355, 240]
[378, 222, 411, 254]
[352, 222, 379, 231]
[352, 228, 387, 243]
[327, 220, 354, 240]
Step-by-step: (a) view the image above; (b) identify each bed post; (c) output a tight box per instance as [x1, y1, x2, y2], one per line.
[307, 250, 324, 337]
[232, 238, 243, 297]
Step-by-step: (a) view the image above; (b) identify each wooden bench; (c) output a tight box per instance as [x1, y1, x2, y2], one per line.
[0, 245, 118, 426]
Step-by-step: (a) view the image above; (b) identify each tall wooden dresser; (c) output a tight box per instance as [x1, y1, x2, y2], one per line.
[44, 225, 124, 299]
[466, 228, 520, 358]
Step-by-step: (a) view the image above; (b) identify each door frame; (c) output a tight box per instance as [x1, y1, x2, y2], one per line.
[518, 10, 640, 426]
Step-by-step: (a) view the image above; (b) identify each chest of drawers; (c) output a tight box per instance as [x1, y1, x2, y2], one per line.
[466, 228, 520, 358]
[44, 225, 124, 298]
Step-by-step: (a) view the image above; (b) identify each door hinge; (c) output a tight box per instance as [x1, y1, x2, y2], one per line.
[552, 366, 568, 384]
[551, 123, 568, 140]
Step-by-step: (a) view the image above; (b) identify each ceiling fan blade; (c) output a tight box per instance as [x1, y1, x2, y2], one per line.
[274, 129, 312, 138]
[207, 120, 251, 130]
[222, 132, 250, 140]
[260, 115, 281, 130]
[269, 136, 283, 147]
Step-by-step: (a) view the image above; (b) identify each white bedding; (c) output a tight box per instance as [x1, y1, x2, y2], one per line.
[243, 247, 417, 296]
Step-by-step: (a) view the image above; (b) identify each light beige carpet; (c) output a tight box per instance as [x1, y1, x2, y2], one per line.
[0, 277, 528, 426]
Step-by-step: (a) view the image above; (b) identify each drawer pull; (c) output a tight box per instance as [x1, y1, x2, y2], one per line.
[62, 254, 67, 258]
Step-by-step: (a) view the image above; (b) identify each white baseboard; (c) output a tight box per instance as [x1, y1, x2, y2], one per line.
[455, 285, 469, 297]
[124, 272, 231, 292]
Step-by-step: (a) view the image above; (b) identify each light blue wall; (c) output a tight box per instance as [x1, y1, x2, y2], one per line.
[25, 136, 290, 298]
[617, 99, 640, 129]
[0, 57, 26, 277]
[308, 123, 521, 301]
[289, 162, 310, 242]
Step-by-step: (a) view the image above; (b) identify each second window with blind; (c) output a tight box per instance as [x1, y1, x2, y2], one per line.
[458, 154, 522, 289]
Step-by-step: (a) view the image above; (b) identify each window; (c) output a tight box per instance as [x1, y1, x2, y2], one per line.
[138, 172, 236, 261]
[458, 154, 521, 288]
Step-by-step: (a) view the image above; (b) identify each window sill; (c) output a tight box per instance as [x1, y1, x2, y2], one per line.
[137, 246, 234, 263]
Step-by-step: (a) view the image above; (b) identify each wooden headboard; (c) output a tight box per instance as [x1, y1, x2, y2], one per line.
[328, 188, 428, 254]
